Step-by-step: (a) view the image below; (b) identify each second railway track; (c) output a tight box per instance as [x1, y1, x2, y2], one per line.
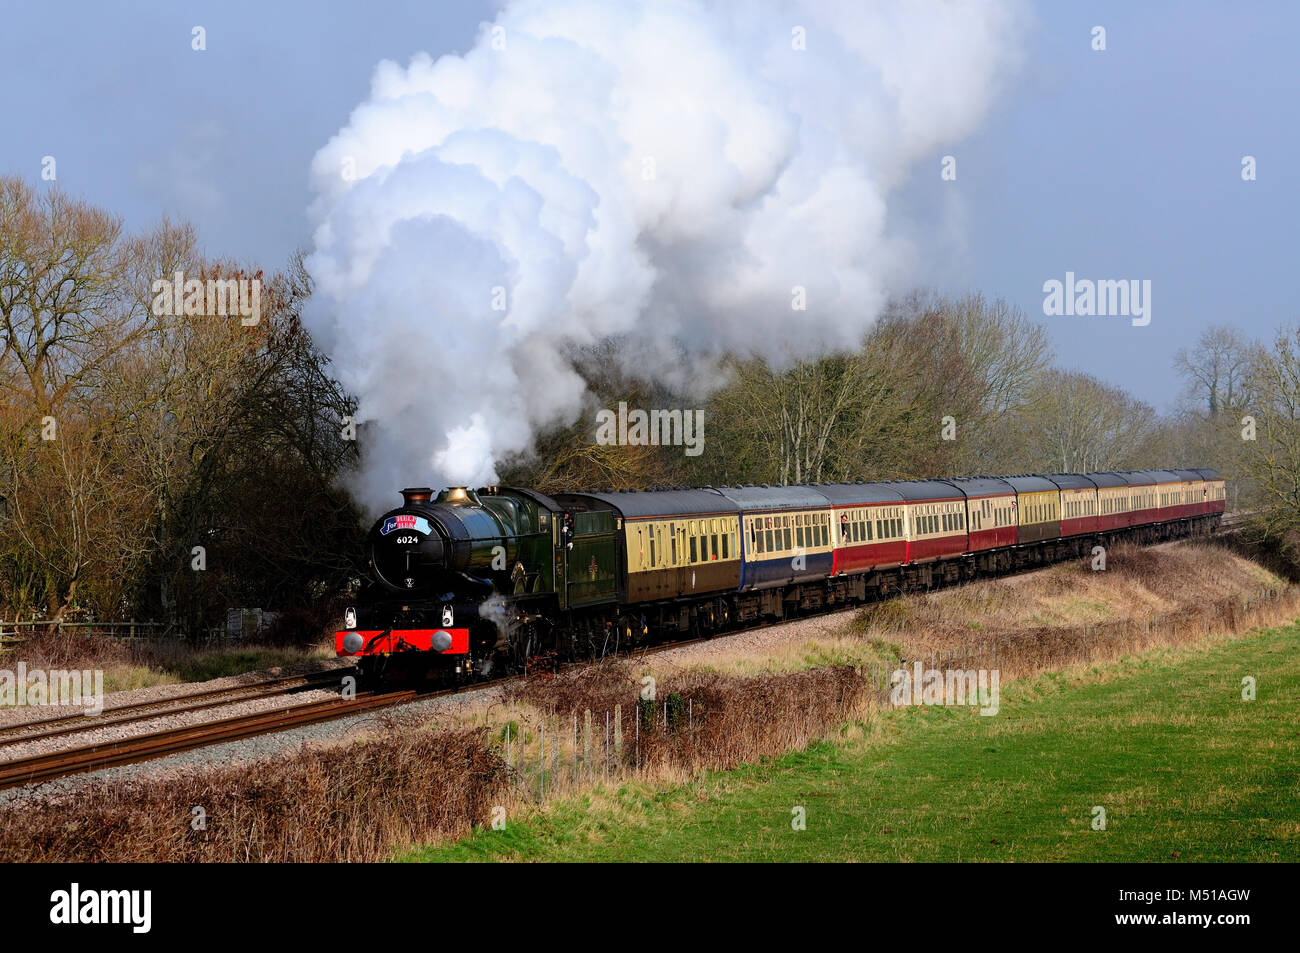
[0, 686, 437, 790]
[0, 668, 351, 746]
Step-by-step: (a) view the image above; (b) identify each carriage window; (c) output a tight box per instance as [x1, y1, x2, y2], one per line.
[722, 533, 729, 558]
[711, 535, 718, 559]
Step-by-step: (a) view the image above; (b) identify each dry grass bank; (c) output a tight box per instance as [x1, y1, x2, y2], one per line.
[0, 728, 503, 862]
[851, 541, 1294, 679]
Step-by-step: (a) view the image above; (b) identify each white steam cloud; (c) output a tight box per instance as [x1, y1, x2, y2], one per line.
[305, 0, 1027, 511]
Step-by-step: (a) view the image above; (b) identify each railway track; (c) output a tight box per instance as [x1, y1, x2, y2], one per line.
[0, 686, 439, 790]
[0, 668, 350, 746]
[0, 640, 715, 791]
[1218, 511, 1249, 530]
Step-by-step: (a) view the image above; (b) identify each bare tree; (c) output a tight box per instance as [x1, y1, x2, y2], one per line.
[1174, 325, 1259, 417]
[1011, 369, 1158, 473]
[1239, 324, 1300, 548]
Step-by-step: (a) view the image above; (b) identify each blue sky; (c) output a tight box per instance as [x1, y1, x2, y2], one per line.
[2, 0, 1295, 412]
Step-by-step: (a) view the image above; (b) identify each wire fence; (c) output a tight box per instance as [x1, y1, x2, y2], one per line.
[0, 619, 246, 646]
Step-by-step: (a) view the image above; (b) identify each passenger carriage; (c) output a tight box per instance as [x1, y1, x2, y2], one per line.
[1003, 476, 1061, 545]
[1043, 473, 1099, 538]
[817, 482, 908, 575]
[1194, 468, 1226, 516]
[1170, 468, 1206, 520]
[880, 480, 969, 564]
[1116, 471, 1166, 526]
[558, 488, 741, 604]
[721, 485, 834, 590]
[939, 477, 1017, 552]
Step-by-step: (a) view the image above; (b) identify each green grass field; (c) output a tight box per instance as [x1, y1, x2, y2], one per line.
[407, 623, 1300, 862]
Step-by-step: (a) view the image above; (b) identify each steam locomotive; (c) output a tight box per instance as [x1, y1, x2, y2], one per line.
[337, 470, 1226, 682]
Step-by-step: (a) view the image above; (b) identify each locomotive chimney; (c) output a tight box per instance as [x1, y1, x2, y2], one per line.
[401, 487, 434, 506]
